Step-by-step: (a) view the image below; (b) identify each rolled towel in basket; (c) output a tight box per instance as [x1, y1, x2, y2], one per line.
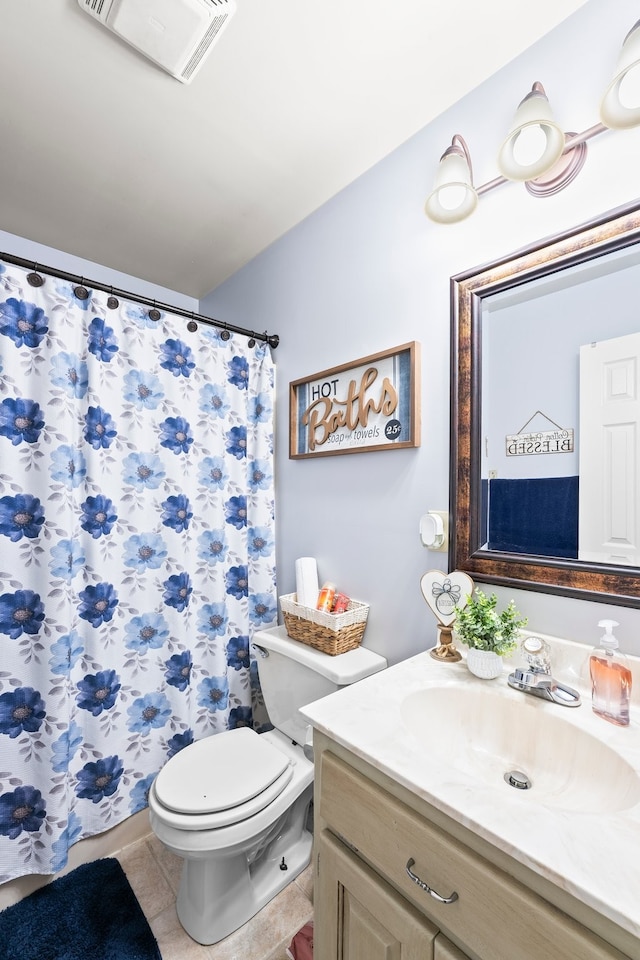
[295, 557, 319, 608]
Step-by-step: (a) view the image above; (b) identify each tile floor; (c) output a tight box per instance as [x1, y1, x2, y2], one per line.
[117, 834, 314, 960]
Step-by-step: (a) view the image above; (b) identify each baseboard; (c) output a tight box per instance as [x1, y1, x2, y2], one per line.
[0, 809, 151, 910]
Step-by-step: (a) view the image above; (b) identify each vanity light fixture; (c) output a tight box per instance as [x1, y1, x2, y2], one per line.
[600, 19, 640, 129]
[425, 20, 640, 224]
[424, 135, 478, 224]
[497, 82, 565, 182]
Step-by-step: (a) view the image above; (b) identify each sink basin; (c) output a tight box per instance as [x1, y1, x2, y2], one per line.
[401, 685, 640, 814]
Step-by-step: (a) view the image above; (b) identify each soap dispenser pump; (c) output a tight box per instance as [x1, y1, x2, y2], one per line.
[589, 620, 632, 726]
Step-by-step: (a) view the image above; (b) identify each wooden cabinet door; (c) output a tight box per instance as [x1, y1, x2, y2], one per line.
[434, 933, 471, 960]
[315, 830, 437, 960]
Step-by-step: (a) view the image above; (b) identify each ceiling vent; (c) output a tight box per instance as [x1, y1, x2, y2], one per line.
[78, 0, 237, 84]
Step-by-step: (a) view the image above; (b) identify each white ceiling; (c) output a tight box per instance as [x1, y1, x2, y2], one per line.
[1, 0, 588, 298]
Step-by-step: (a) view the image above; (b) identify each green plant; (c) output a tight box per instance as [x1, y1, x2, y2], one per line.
[454, 589, 527, 656]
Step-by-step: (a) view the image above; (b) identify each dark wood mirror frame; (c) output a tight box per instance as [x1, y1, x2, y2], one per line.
[450, 199, 640, 607]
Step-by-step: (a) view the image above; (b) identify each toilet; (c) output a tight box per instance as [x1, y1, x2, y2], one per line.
[148, 624, 387, 945]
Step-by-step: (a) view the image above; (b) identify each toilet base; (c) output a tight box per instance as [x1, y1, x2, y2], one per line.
[176, 784, 313, 945]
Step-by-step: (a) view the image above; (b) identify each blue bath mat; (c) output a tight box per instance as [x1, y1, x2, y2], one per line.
[0, 857, 162, 960]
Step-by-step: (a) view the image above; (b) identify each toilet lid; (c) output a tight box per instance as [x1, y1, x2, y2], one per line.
[154, 727, 291, 816]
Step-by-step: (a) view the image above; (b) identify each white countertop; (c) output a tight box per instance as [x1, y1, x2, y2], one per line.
[300, 634, 640, 942]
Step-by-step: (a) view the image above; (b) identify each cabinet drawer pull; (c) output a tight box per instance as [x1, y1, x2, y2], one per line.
[405, 858, 459, 904]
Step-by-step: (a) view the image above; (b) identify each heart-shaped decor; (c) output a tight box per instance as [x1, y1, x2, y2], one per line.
[420, 570, 474, 626]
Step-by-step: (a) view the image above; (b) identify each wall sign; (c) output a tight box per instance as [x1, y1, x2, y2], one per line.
[505, 428, 574, 456]
[505, 411, 574, 457]
[289, 342, 420, 458]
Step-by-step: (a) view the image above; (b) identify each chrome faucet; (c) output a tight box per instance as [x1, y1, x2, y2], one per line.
[507, 637, 581, 708]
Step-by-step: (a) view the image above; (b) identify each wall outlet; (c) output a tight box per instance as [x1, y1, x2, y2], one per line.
[419, 510, 449, 552]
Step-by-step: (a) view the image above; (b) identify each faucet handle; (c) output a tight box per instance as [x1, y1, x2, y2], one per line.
[521, 636, 551, 673]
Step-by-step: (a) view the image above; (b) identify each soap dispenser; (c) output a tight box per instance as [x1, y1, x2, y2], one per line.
[589, 620, 632, 726]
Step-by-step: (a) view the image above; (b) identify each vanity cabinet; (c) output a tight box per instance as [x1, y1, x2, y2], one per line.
[315, 743, 630, 960]
[318, 829, 439, 960]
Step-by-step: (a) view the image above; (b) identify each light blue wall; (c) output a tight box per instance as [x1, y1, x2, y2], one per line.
[0, 230, 198, 311]
[201, 0, 640, 661]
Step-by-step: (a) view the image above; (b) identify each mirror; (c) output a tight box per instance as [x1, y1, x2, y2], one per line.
[450, 199, 640, 607]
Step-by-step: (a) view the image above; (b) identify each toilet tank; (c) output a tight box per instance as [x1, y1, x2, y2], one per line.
[253, 625, 386, 745]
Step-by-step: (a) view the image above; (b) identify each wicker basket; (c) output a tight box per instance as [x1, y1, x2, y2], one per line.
[279, 593, 369, 655]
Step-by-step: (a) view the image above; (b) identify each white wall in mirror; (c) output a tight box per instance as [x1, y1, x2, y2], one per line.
[483, 246, 640, 482]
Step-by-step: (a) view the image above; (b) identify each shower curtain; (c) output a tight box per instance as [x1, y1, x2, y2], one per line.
[0, 260, 277, 883]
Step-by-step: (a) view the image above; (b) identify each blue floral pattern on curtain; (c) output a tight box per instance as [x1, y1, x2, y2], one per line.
[0, 260, 276, 882]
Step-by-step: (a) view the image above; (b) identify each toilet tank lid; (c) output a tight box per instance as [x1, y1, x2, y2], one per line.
[252, 625, 387, 684]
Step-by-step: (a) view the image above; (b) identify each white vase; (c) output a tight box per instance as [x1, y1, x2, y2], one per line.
[466, 647, 503, 679]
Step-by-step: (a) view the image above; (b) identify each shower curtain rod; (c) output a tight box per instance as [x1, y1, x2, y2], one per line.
[0, 252, 280, 349]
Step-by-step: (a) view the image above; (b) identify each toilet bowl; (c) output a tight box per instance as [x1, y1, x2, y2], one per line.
[148, 624, 386, 945]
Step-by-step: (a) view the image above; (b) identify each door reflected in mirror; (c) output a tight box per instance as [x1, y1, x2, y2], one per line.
[451, 200, 640, 606]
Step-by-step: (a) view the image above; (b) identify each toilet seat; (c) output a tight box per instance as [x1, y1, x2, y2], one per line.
[153, 727, 294, 829]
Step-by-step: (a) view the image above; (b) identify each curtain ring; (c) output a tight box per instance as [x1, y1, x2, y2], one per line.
[27, 263, 44, 287]
[107, 286, 119, 310]
[75, 278, 89, 300]
[187, 318, 198, 332]
[220, 325, 230, 341]
[149, 301, 161, 322]
[248, 337, 256, 348]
